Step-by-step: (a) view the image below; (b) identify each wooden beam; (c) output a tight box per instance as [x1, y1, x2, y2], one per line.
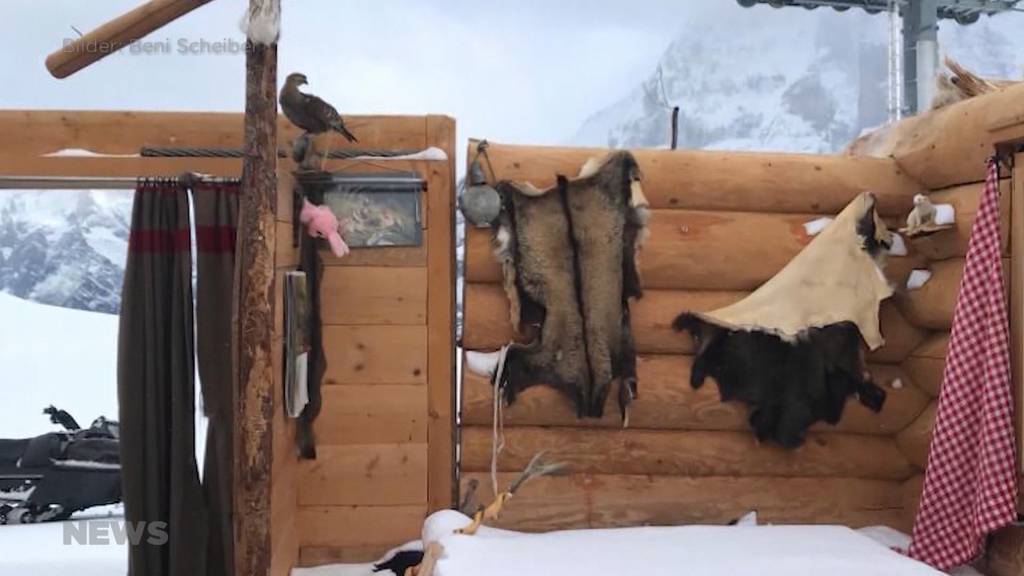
[466, 210, 925, 291]
[467, 140, 922, 216]
[462, 283, 928, 364]
[461, 355, 928, 436]
[0, 111, 430, 157]
[461, 427, 915, 481]
[45, 0, 214, 79]
[234, 34, 278, 576]
[460, 473, 903, 531]
[0, 155, 240, 179]
[425, 116, 457, 513]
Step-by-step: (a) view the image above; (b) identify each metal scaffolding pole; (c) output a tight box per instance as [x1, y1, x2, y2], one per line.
[901, 0, 940, 114]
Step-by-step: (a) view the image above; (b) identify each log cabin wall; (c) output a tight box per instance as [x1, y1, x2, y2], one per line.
[850, 85, 1024, 574]
[461, 85, 1024, 541]
[274, 116, 457, 570]
[461, 140, 929, 531]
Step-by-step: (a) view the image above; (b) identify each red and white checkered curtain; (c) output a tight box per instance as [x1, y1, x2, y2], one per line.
[908, 158, 1019, 569]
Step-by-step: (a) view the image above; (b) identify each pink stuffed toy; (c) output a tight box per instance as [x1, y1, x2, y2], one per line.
[299, 198, 350, 258]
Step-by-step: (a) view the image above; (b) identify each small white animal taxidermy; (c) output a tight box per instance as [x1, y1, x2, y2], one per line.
[239, 0, 281, 45]
[900, 194, 954, 237]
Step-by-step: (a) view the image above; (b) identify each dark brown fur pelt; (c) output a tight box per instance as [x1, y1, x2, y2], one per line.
[673, 315, 885, 448]
[492, 151, 645, 422]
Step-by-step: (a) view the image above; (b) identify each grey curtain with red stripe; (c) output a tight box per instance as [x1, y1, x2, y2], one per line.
[193, 181, 239, 576]
[118, 178, 239, 576]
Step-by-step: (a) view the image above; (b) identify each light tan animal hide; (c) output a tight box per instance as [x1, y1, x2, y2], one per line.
[694, 192, 894, 350]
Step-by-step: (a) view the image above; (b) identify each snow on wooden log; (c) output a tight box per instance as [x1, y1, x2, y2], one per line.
[889, 83, 1024, 189]
[462, 283, 927, 363]
[461, 473, 904, 531]
[461, 355, 928, 436]
[467, 140, 921, 216]
[462, 427, 915, 481]
[895, 259, 964, 331]
[896, 401, 937, 470]
[910, 180, 1011, 261]
[900, 333, 949, 398]
[466, 209, 925, 291]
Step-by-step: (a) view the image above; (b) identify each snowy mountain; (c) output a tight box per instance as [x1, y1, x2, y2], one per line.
[0, 190, 131, 314]
[572, 9, 1024, 152]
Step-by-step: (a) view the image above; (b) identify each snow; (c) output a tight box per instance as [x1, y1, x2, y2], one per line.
[350, 147, 449, 161]
[418, 511, 943, 576]
[0, 292, 119, 439]
[0, 514, 126, 576]
[934, 204, 956, 226]
[907, 269, 933, 291]
[43, 149, 140, 158]
[465, 350, 501, 378]
[803, 217, 834, 236]
[889, 233, 908, 256]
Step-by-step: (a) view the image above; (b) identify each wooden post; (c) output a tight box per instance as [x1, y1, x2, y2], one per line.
[234, 21, 278, 576]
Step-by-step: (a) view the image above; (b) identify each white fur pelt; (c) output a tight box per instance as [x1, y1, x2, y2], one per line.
[239, 0, 281, 45]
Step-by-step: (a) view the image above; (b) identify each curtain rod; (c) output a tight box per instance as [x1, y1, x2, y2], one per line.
[0, 175, 240, 190]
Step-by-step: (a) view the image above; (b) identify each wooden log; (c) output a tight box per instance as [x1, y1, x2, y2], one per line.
[467, 209, 924, 290]
[297, 504, 426, 548]
[890, 83, 1024, 189]
[901, 333, 949, 398]
[45, 0, 214, 79]
[462, 427, 914, 481]
[0, 110, 429, 157]
[896, 400, 937, 470]
[235, 38, 278, 576]
[461, 355, 928, 436]
[900, 474, 925, 534]
[466, 140, 921, 216]
[425, 117, 458, 513]
[297, 444, 428, 506]
[895, 259, 963, 331]
[986, 526, 1024, 576]
[461, 473, 904, 531]
[462, 283, 927, 363]
[911, 180, 1011, 261]
[468, 209, 812, 290]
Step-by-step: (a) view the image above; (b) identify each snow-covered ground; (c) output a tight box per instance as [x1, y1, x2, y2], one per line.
[0, 509, 127, 576]
[0, 291, 120, 439]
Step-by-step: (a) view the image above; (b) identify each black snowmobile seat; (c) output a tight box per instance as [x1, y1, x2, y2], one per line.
[0, 439, 29, 466]
[20, 433, 64, 468]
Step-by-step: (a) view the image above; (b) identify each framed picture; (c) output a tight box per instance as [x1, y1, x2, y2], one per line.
[298, 171, 425, 248]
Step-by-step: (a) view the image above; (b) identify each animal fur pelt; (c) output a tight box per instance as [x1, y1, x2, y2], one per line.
[673, 192, 892, 448]
[491, 151, 648, 423]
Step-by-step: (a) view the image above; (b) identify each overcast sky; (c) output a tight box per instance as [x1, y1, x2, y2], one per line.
[0, 0, 705, 148]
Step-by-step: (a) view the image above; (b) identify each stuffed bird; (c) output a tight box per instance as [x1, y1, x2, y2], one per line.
[299, 199, 350, 258]
[279, 72, 358, 143]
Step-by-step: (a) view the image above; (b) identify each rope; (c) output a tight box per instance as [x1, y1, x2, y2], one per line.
[491, 344, 510, 496]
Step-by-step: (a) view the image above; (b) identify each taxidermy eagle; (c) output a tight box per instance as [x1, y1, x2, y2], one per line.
[489, 151, 648, 425]
[279, 72, 358, 142]
[673, 192, 893, 448]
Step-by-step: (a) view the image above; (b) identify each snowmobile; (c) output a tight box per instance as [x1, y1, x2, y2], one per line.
[0, 406, 121, 524]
